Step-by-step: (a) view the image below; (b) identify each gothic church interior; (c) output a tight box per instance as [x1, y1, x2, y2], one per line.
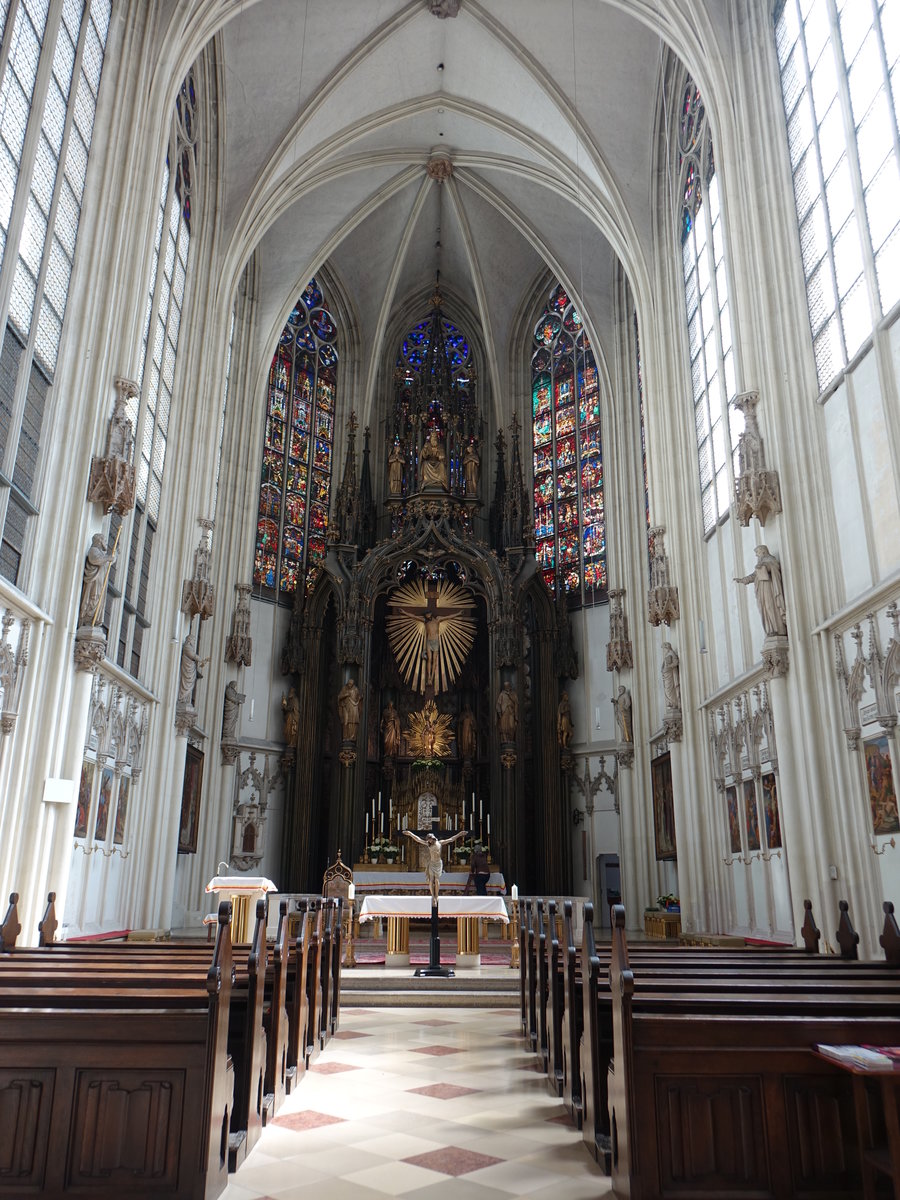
[0, 0, 898, 958]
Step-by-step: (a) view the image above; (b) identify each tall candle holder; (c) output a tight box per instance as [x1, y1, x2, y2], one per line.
[509, 897, 520, 969]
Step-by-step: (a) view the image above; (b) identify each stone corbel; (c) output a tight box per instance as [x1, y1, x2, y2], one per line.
[428, 0, 460, 17]
[663, 713, 683, 742]
[181, 518, 216, 622]
[762, 635, 789, 680]
[606, 588, 634, 671]
[733, 391, 782, 528]
[647, 527, 680, 626]
[835, 625, 865, 750]
[174, 704, 196, 737]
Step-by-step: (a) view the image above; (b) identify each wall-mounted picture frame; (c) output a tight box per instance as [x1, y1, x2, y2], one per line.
[651, 752, 677, 861]
[761, 772, 781, 850]
[178, 745, 204, 854]
[725, 785, 741, 854]
[75, 760, 93, 839]
[864, 735, 899, 836]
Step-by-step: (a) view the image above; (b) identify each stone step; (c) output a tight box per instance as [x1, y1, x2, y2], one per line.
[340, 966, 519, 1008]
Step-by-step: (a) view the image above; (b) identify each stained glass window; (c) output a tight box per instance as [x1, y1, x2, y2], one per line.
[678, 77, 742, 534]
[775, 0, 900, 391]
[531, 283, 605, 603]
[0, 0, 111, 586]
[253, 278, 338, 598]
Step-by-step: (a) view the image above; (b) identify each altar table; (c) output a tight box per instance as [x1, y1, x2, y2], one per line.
[358, 895, 509, 968]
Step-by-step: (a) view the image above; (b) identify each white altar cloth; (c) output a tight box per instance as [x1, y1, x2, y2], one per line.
[358, 895, 509, 923]
[352, 871, 505, 895]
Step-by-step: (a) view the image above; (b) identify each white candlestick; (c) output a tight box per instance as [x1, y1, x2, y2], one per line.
[487, 814, 490, 835]
[380, 813, 384, 833]
[511, 884, 518, 900]
[479, 800, 483, 820]
[470, 813, 474, 830]
[348, 883, 355, 900]
[389, 798, 392, 818]
[366, 813, 369, 836]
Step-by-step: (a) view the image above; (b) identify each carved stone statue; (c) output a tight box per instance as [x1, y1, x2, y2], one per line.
[106, 393, 134, 460]
[79, 534, 117, 627]
[557, 690, 574, 748]
[388, 441, 404, 496]
[496, 680, 518, 741]
[458, 704, 477, 758]
[661, 642, 681, 712]
[735, 545, 787, 638]
[178, 632, 206, 706]
[87, 379, 137, 515]
[420, 429, 446, 489]
[337, 678, 362, 742]
[613, 685, 633, 743]
[462, 440, 480, 496]
[281, 687, 300, 745]
[381, 701, 400, 757]
[222, 680, 245, 741]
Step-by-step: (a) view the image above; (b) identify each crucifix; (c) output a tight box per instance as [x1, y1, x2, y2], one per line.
[386, 577, 475, 696]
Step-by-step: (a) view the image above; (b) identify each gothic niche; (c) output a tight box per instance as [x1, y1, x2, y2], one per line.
[279, 296, 571, 896]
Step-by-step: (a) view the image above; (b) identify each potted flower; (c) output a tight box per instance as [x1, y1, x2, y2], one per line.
[454, 840, 473, 866]
[657, 893, 680, 913]
[369, 835, 397, 864]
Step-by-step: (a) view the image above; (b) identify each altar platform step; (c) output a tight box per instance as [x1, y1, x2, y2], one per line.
[340, 964, 518, 1009]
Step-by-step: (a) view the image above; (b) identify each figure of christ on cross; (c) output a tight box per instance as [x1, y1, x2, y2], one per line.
[403, 828, 467, 903]
[391, 580, 472, 695]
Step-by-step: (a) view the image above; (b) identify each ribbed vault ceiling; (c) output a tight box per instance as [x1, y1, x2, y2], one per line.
[215, 0, 702, 420]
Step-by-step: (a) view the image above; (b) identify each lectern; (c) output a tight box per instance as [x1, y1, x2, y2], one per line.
[205, 874, 276, 943]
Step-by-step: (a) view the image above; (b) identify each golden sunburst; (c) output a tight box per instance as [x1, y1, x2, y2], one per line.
[405, 700, 454, 760]
[386, 578, 476, 694]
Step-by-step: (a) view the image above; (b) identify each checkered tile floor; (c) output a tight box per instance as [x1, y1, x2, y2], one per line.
[222, 1006, 610, 1199]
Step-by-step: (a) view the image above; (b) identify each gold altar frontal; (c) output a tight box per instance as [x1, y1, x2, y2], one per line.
[358, 895, 509, 968]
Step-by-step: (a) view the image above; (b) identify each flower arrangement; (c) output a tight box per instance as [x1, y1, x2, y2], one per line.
[657, 893, 679, 912]
[368, 836, 399, 859]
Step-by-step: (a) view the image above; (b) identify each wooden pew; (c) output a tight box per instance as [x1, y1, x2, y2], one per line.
[605, 904, 900, 1199]
[545, 899, 564, 1097]
[535, 899, 549, 1073]
[561, 899, 583, 1128]
[226, 898, 268, 1170]
[0, 902, 236, 1200]
[1, 891, 20, 951]
[302, 899, 324, 1064]
[518, 898, 528, 1037]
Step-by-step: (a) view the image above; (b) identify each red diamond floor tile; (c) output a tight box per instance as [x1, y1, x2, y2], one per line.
[310, 1061, 361, 1074]
[272, 1110, 346, 1131]
[407, 1083, 481, 1100]
[547, 1112, 576, 1126]
[403, 1145, 504, 1176]
[332, 1030, 370, 1039]
[412, 1045, 462, 1056]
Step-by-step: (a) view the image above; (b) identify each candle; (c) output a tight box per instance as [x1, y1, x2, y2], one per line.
[479, 800, 483, 820]
[470, 813, 474, 830]
[348, 883, 355, 900]
[378, 790, 382, 811]
[389, 798, 392, 819]
[380, 813, 384, 833]
[366, 813, 369, 836]
[487, 814, 490, 835]
[371, 798, 375, 821]
[511, 884, 518, 900]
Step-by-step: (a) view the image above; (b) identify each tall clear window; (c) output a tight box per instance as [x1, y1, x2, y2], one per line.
[678, 78, 741, 533]
[253, 278, 338, 600]
[0, 0, 111, 585]
[104, 68, 197, 679]
[531, 282, 606, 604]
[775, 0, 900, 390]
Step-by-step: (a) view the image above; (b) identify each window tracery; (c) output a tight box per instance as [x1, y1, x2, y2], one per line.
[677, 77, 741, 534]
[253, 278, 338, 598]
[775, 0, 900, 390]
[530, 282, 605, 604]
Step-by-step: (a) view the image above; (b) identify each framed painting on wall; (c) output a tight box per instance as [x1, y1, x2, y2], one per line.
[744, 779, 760, 851]
[95, 767, 113, 841]
[113, 777, 129, 845]
[75, 760, 93, 838]
[179, 745, 204, 854]
[651, 752, 676, 861]
[864, 735, 899, 835]
[762, 772, 781, 849]
[725, 785, 741, 854]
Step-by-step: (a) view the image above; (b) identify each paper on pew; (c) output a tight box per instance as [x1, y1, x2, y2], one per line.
[816, 1043, 898, 1069]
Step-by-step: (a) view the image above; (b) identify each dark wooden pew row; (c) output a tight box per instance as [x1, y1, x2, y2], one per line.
[0, 902, 236, 1200]
[3, 892, 336, 1171]
[516, 895, 900, 1168]
[601, 904, 900, 1199]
